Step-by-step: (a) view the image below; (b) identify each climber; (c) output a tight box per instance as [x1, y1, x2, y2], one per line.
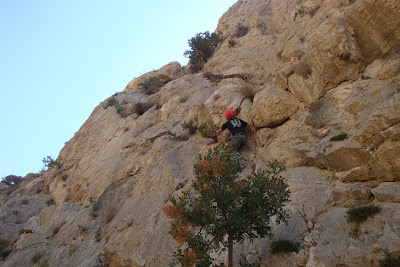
[214, 109, 251, 170]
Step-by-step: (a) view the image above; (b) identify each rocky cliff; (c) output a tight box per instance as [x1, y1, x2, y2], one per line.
[1, 0, 400, 266]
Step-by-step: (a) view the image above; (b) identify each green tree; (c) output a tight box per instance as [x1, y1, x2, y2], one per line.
[184, 31, 221, 72]
[164, 145, 291, 267]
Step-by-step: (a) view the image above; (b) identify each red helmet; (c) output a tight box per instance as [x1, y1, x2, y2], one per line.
[225, 109, 235, 118]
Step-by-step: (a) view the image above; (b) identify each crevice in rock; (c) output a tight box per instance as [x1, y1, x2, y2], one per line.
[360, 121, 400, 148]
[266, 117, 291, 129]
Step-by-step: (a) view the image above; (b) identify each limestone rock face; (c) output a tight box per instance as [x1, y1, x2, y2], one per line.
[1, 0, 400, 267]
[345, 0, 400, 63]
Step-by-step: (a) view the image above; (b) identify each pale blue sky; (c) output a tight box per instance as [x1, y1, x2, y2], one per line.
[0, 0, 237, 178]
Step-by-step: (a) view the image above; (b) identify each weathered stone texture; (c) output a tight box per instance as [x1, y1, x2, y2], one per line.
[1, 0, 400, 266]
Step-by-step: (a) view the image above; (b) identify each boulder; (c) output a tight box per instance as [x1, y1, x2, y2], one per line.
[124, 62, 183, 92]
[156, 61, 183, 82]
[251, 85, 299, 128]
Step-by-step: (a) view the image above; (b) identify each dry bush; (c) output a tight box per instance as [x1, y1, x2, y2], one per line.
[256, 21, 268, 35]
[138, 76, 164, 95]
[198, 119, 218, 138]
[234, 22, 249, 38]
[228, 39, 236, 47]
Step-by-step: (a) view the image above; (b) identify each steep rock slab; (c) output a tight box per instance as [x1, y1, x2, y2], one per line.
[288, 18, 364, 105]
[48, 74, 215, 205]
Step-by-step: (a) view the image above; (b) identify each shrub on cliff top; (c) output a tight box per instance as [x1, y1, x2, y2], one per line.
[184, 31, 221, 73]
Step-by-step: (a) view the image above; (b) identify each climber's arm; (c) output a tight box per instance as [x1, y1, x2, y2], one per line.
[245, 123, 252, 133]
[213, 129, 224, 142]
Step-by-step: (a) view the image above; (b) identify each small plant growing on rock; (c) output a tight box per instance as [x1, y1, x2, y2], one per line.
[256, 21, 268, 35]
[67, 245, 77, 257]
[104, 96, 131, 118]
[32, 251, 48, 267]
[90, 201, 101, 218]
[105, 96, 119, 108]
[330, 133, 348, 141]
[294, 6, 306, 20]
[347, 204, 382, 224]
[294, 5, 319, 20]
[95, 228, 102, 242]
[198, 119, 218, 138]
[234, 22, 249, 38]
[78, 224, 88, 234]
[181, 120, 197, 135]
[349, 224, 361, 238]
[163, 146, 291, 267]
[270, 239, 300, 254]
[138, 76, 164, 95]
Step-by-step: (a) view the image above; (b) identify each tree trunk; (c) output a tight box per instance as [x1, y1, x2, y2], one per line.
[228, 233, 233, 267]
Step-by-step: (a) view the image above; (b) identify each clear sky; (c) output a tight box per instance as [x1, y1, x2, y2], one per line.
[0, 0, 237, 178]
